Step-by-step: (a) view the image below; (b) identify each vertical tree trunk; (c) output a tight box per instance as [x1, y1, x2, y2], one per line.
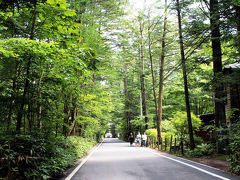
[37, 71, 44, 129]
[27, 93, 33, 132]
[16, 0, 37, 132]
[7, 62, 19, 132]
[124, 64, 131, 135]
[63, 93, 73, 136]
[210, 0, 226, 153]
[63, 100, 70, 136]
[16, 59, 31, 131]
[147, 17, 158, 126]
[157, 0, 168, 145]
[176, 0, 195, 149]
[7, 80, 16, 131]
[69, 102, 77, 136]
[30, 0, 38, 40]
[55, 102, 59, 137]
[234, 5, 240, 50]
[37, 92, 42, 129]
[139, 20, 148, 130]
[210, 0, 226, 127]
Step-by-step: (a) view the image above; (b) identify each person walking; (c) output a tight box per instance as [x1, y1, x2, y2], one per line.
[129, 132, 134, 146]
[142, 132, 147, 147]
[136, 132, 141, 147]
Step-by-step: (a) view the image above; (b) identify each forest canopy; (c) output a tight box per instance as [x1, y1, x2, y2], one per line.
[0, 0, 240, 178]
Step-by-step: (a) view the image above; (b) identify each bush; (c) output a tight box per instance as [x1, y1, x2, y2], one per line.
[145, 129, 175, 143]
[228, 121, 240, 175]
[170, 111, 202, 137]
[145, 129, 157, 138]
[215, 119, 240, 175]
[186, 143, 214, 157]
[183, 135, 204, 148]
[0, 133, 95, 180]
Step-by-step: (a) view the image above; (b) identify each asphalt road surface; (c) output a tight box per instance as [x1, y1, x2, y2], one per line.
[66, 138, 240, 180]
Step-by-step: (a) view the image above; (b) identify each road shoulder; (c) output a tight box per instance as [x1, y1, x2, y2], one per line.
[145, 147, 240, 180]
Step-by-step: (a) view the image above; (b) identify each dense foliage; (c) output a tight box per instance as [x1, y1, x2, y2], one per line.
[108, 0, 240, 174]
[0, 133, 95, 179]
[226, 121, 240, 174]
[0, 0, 125, 179]
[0, 0, 240, 177]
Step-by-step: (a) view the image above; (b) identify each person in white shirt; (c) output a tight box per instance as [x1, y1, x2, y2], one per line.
[142, 132, 147, 147]
[136, 132, 141, 147]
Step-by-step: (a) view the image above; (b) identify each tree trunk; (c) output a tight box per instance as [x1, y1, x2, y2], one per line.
[16, 59, 31, 131]
[69, 102, 77, 136]
[30, 0, 37, 40]
[62, 93, 72, 136]
[7, 81, 16, 131]
[147, 17, 158, 126]
[157, 0, 168, 145]
[176, 0, 195, 149]
[37, 95, 42, 129]
[27, 92, 33, 132]
[124, 64, 131, 135]
[210, 0, 226, 153]
[55, 102, 59, 137]
[16, 0, 37, 132]
[234, 5, 240, 50]
[7, 62, 19, 132]
[210, 0, 226, 127]
[63, 101, 69, 136]
[37, 71, 44, 129]
[139, 20, 148, 130]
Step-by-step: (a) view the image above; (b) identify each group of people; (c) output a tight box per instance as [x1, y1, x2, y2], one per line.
[129, 132, 147, 147]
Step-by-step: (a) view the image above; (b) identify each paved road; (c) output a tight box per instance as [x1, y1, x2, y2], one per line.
[67, 138, 240, 180]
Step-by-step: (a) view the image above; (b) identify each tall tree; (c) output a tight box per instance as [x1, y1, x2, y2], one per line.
[210, 0, 226, 152]
[147, 12, 158, 128]
[139, 16, 149, 130]
[123, 62, 132, 135]
[176, 0, 195, 149]
[157, 0, 168, 146]
[16, 0, 38, 131]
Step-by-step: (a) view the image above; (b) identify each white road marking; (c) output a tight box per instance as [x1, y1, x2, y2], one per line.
[147, 149, 230, 180]
[174, 154, 222, 171]
[65, 140, 104, 180]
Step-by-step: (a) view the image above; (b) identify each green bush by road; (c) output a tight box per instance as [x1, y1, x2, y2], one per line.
[0, 133, 95, 180]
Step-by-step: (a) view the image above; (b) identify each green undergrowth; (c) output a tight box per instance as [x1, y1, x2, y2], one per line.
[0, 133, 95, 180]
[184, 143, 215, 158]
